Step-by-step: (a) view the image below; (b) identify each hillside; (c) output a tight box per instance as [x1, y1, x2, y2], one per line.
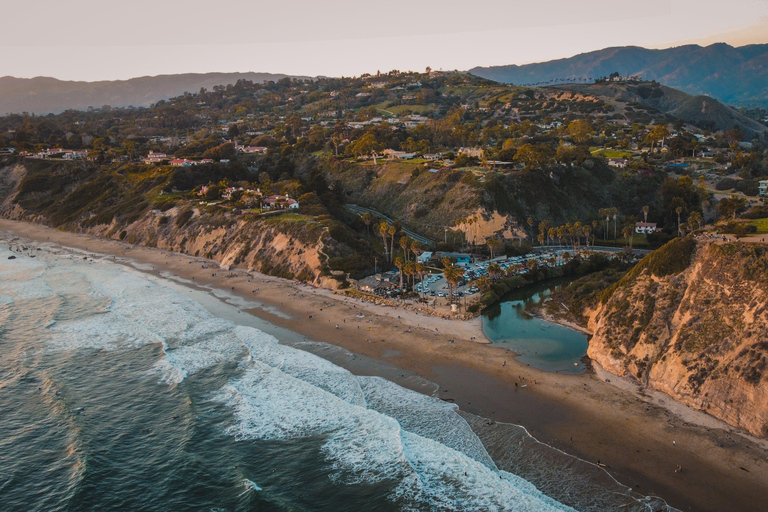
[469, 43, 768, 108]
[587, 237, 768, 438]
[550, 82, 768, 137]
[0, 72, 306, 115]
[0, 160, 371, 287]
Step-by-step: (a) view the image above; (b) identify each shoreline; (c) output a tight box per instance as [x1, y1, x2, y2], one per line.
[2, 219, 768, 512]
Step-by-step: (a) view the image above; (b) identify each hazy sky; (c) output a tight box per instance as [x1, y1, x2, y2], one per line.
[3, 0, 767, 81]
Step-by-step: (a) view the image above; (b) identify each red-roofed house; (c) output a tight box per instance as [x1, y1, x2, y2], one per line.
[263, 194, 299, 210]
[635, 222, 658, 234]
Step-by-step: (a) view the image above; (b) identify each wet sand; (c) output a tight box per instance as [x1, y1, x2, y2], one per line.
[2, 218, 768, 512]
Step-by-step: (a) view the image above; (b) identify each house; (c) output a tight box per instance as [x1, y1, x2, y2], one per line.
[635, 222, 658, 234]
[416, 252, 433, 264]
[435, 252, 471, 265]
[170, 158, 194, 167]
[239, 146, 268, 154]
[143, 151, 170, 164]
[607, 158, 628, 168]
[62, 150, 88, 160]
[262, 194, 299, 209]
[458, 147, 484, 158]
[759, 180, 768, 197]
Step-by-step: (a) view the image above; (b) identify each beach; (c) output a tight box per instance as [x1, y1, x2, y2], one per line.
[2, 218, 767, 512]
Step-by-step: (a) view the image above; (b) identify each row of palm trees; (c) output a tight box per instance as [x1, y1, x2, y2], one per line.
[360, 211, 424, 264]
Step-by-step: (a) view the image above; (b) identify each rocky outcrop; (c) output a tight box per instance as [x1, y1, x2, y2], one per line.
[588, 237, 768, 437]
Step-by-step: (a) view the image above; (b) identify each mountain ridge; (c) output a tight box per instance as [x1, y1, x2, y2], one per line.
[0, 72, 309, 115]
[469, 43, 768, 108]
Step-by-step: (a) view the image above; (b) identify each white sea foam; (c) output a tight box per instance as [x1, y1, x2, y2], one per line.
[358, 376, 496, 469]
[0, 242, 575, 510]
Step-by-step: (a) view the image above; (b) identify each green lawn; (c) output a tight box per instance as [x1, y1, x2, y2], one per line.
[591, 148, 632, 158]
[747, 218, 768, 234]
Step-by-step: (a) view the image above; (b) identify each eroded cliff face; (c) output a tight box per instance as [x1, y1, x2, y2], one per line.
[0, 163, 346, 288]
[588, 238, 768, 437]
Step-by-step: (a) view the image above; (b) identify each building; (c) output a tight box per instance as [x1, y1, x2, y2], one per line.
[416, 252, 433, 264]
[143, 151, 171, 164]
[607, 158, 628, 168]
[635, 222, 658, 235]
[238, 146, 268, 154]
[263, 194, 299, 209]
[759, 180, 768, 197]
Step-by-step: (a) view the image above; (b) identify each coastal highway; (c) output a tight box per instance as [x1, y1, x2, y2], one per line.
[346, 204, 435, 247]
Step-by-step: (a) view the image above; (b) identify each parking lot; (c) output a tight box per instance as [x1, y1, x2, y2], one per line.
[414, 250, 574, 299]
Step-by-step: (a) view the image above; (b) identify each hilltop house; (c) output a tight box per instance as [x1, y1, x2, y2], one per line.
[759, 180, 768, 197]
[263, 194, 299, 210]
[143, 151, 170, 164]
[608, 158, 628, 168]
[635, 222, 658, 235]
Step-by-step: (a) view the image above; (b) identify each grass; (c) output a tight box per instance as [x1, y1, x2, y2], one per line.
[590, 148, 632, 158]
[747, 218, 768, 234]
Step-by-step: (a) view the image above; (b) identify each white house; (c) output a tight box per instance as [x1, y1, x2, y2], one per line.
[759, 180, 768, 197]
[608, 158, 628, 168]
[635, 222, 658, 234]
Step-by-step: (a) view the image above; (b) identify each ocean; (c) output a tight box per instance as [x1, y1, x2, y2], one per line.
[0, 241, 677, 511]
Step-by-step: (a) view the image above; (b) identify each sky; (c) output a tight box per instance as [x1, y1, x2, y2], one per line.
[2, 0, 768, 81]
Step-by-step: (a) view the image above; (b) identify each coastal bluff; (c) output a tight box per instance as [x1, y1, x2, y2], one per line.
[587, 237, 768, 438]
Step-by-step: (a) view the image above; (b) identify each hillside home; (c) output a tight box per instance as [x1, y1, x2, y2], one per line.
[263, 194, 299, 210]
[143, 151, 170, 164]
[759, 180, 768, 197]
[607, 158, 628, 168]
[635, 222, 658, 234]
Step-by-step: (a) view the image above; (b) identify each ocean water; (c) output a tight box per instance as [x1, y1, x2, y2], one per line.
[0, 243, 676, 511]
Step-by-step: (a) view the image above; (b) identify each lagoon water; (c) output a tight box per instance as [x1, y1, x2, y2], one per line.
[0, 244, 675, 511]
[483, 280, 589, 374]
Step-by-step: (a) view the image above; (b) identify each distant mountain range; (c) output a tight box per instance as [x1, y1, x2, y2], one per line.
[469, 43, 768, 108]
[0, 73, 306, 115]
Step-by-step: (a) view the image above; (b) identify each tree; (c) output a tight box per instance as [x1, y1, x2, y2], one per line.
[642, 205, 649, 223]
[567, 119, 593, 144]
[527, 217, 534, 245]
[399, 236, 410, 261]
[387, 224, 397, 262]
[394, 256, 404, 290]
[611, 207, 619, 241]
[718, 196, 747, 220]
[513, 143, 552, 170]
[361, 212, 372, 235]
[676, 206, 684, 236]
[687, 211, 703, 231]
[648, 124, 670, 151]
[443, 264, 464, 305]
[378, 222, 390, 260]
[487, 263, 503, 281]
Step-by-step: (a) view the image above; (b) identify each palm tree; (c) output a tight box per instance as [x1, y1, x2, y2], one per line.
[642, 205, 649, 223]
[676, 206, 683, 236]
[622, 225, 633, 248]
[582, 225, 591, 254]
[487, 263, 502, 281]
[562, 251, 571, 265]
[414, 262, 426, 298]
[410, 240, 422, 262]
[378, 222, 390, 260]
[387, 224, 397, 262]
[444, 266, 464, 305]
[688, 211, 703, 231]
[394, 256, 404, 289]
[403, 260, 416, 291]
[611, 207, 619, 241]
[399, 236, 410, 261]
[527, 217, 534, 245]
[361, 212, 372, 236]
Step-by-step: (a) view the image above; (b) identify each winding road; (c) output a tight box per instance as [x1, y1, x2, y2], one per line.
[346, 204, 435, 247]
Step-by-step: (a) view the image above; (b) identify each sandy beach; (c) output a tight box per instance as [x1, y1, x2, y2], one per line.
[2, 218, 767, 512]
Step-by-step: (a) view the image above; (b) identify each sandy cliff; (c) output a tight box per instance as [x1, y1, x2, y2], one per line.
[588, 237, 768, 437]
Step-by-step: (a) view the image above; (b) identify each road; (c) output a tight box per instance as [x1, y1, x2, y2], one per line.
[346, 204, 435, 247]
[532, 245, 652, 255]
